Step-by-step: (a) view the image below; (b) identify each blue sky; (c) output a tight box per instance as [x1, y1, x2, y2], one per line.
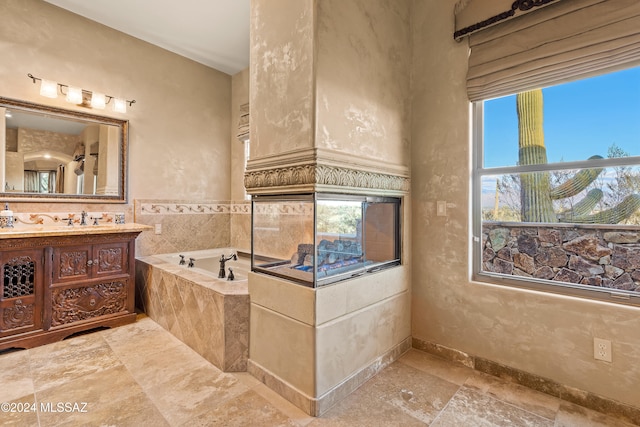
[483, 66, 640, 168]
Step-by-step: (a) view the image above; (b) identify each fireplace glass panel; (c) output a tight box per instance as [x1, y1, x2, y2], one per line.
[252, 194, 401, 287]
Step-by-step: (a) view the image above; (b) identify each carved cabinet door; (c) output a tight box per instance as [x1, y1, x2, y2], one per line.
[51, 242, 129, 283]
[0, 249, 44, 337]
[52, 245, 92, 284]
[92, 242, 129, 279]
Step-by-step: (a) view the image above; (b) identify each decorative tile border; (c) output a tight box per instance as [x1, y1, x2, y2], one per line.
[12, 211, 123, 227]
[412, 337, 640, 425]
[136, 200, 319, 216]
[138, 201, 251, 215]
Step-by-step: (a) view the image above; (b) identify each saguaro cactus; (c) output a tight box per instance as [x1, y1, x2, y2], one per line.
[517, 90, 556, 222]
[516, 89, 640, 224]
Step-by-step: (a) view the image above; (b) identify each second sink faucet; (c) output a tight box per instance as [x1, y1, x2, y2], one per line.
[218, 253, 237, 279]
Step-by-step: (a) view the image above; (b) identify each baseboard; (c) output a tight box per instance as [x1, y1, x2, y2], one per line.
[412, 337, 640, 426]
[248, 336, 412, 416]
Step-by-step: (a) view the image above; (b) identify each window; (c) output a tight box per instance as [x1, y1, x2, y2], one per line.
[473, 66, 640, 305]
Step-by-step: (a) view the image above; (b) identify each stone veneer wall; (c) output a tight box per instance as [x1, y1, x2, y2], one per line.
[483, 222, 640, 292]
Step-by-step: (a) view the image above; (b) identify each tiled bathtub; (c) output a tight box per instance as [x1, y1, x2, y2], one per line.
[135, 248, 250, 371]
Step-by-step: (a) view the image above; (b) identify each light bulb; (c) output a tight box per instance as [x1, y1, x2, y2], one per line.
[40, 80, 58, 98]
[113, 98, 127, 113]
[66, 86, 83, 104]
[91, 92, 106, 109]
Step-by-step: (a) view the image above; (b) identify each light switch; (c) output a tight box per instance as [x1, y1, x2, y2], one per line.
[437, 201, 447, 216]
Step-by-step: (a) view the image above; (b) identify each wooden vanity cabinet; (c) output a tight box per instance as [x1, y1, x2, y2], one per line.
[0, 230, 142, 351]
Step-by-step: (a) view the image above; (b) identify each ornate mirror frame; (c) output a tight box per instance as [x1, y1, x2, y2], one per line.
[0, 96, 128, 203]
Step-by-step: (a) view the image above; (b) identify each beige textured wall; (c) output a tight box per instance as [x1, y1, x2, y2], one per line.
[250, 0, 315, 159]
[230, 69, 251, 252]
[231, 68, 250, 201]
[0, 0, 231, 206]
[315, 0, 411, 167]
[411, 0, 640, 408]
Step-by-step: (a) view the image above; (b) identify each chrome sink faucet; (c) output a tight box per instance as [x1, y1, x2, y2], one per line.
[218, 253, 237, 278]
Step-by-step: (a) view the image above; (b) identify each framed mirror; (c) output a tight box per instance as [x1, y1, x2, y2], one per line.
[0, 96, 127, 203]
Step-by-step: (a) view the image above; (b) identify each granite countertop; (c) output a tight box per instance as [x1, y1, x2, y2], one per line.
[0, 223, 153, 239]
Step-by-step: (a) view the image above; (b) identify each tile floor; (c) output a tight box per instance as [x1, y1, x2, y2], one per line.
[0, 314, 636, 427]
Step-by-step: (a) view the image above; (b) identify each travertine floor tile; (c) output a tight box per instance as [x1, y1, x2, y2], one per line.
[311, 361, 461, 426]
[102, 315, 183, 359]
[249, 382, 316, 427]
[464, 370, 560, 420]
[115, 336, 215, 391]
[0, 394, 38, 426]
[555, 402, 637, 427]
[36, 364, 144, 425]
[144, 364, 249, 425]
[1, 317, 636, 426]
[307, 381, 426, 427]
[28, 333, 121, 392]
[179, 389, 297, 427]
[39, 391, 170, 427]
[0, 349, 34, 403]
[431, 386, 554, 427]
[359, 359, 461, 424]
[230, 371, 263, 389]
[398, 348, 473, 386]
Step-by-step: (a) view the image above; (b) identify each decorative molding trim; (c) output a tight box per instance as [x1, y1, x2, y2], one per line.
[246, 146, 409, 178]
[244, 164, 409, 194]
[454, 0, 560, 40]
[0, 233, 139, 251]
[412, 337, 640, 425]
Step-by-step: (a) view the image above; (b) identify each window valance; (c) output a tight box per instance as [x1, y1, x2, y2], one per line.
[464, 0, 640, 101]
[454, 0, 560, 40]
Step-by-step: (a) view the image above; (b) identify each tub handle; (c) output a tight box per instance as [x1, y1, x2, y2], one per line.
[188, 258, 195, 268]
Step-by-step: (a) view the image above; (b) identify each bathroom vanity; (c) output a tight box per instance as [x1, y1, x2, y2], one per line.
[0, 224, 149, 350]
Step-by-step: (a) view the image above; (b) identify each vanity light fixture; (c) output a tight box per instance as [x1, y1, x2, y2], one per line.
[39, 79, 59, 98]
[27, 73, 135, 112]
[90, 92, 106, 109]
[113, 98, 127, 113]
[65, 86, 83, 104]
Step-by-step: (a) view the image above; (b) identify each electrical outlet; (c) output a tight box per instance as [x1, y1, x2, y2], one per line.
[593, 338, 612, 362]
[154, 223, 162, 235]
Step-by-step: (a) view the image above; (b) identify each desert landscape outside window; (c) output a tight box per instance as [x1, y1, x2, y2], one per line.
[474, 66, 640, 305]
